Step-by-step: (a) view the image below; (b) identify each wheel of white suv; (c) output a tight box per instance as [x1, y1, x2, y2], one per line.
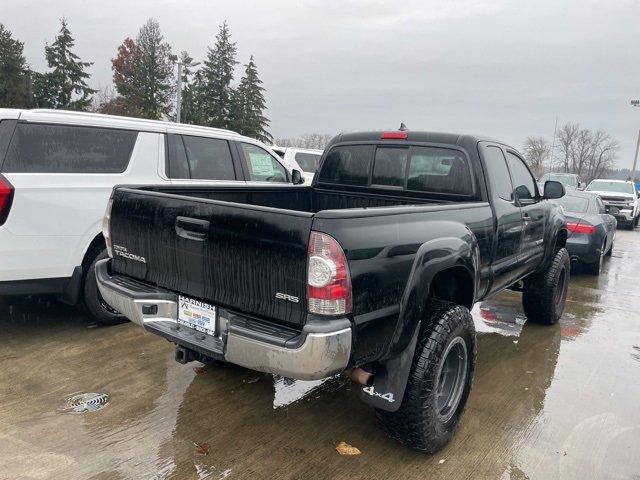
[82, 250, 128, 325]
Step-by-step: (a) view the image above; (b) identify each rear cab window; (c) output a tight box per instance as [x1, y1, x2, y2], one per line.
[3, 123, 137, 173]
[318, 143, 475, 197]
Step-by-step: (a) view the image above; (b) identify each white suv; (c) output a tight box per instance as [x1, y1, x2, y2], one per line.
[271, 146, 323, 184]
[0, 109, 303, 324]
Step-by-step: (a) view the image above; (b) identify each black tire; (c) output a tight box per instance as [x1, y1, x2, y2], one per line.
[584, 240, 605, 275]
[605, 239, 613, 257]
[82, 250, 128, 325]
[375, 300, 476, 453]
[522, 248, 570, 325]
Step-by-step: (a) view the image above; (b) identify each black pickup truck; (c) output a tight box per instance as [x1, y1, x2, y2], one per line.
[97, 130, 568, 452]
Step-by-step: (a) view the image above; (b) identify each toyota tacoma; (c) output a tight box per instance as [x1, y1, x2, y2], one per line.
[97, 129, 569, 452]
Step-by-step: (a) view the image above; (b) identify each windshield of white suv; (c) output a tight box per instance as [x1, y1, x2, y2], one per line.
[586, 180, 634, 194]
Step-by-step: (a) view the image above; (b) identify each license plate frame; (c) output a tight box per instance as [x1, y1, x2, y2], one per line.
[177, 295, 217, 336]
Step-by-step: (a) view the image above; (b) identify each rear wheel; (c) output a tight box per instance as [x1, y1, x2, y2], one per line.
[82, 250, 128, 326]
[375, 300, 476, 453]
[522, 248, 570, 325]
[584, 240, 605, 275]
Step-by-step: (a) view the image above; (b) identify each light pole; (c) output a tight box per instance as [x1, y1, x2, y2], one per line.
[632, 100, 640, 180]
[174, 58, 200, 124]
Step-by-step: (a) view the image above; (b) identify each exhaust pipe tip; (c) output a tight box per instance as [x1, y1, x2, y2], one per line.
[344, 367, 374, 387]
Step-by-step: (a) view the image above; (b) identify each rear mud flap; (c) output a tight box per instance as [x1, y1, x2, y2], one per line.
[359, 322, 420, 412]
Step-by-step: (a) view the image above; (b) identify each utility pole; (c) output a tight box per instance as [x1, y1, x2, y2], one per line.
[550, 115, 558, 173]
[172, 57, 200, 124]
[631, 100, 640, 180]
[176, 62, 183, 123]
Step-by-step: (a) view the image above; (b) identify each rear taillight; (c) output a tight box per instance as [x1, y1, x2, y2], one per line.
[102, 197, 114, 258]
[307, 231, 352, 316]
[567, 221, 596, 235]
[0, 174, 14, 226]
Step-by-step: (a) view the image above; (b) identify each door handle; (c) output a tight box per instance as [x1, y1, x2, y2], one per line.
[175, 216, 210, 241]
[523, 213, 532, 223]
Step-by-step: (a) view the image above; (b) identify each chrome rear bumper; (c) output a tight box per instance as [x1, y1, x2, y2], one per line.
[95, 259, 352, 380]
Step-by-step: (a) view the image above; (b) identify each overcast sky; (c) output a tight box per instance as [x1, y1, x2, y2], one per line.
[2, 0, 639, 166]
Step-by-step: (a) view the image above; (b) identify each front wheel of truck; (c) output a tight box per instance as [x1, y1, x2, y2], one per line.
[375, 299, 476, 453]
[522, 247, 570, 325]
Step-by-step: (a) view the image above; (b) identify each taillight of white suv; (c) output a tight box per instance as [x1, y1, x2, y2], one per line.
[307, 231, 352, 316]
[0, 175, 14, 226]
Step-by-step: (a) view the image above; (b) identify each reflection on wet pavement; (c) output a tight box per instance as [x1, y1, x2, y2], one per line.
[0, 230, 639, 479]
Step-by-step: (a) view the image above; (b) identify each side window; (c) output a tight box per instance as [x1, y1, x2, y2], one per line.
[372, 147, 408, 187]
[482, 146, 513, 201]
[239, 143, 287, 182]
[182, 135, 236, 181]
[317, 145, 372, 186]
[4, 123, 137, 173]
[505, 151, 537, 203]
[407, 146, 473, 195]
[167, 134, 190, 179]
[0, 120, 17, 166]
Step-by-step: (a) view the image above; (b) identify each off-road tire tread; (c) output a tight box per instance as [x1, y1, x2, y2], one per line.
[522, 248, 570, 325]
[375, 299, 476, 453]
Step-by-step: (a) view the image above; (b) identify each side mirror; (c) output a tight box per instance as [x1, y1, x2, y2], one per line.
[291, 169, 305, 185]
[544, 180, 565, 199]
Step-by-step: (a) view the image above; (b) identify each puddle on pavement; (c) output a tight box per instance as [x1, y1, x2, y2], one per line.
[472, 298, 527, 338]
[272, 374, 345, 409]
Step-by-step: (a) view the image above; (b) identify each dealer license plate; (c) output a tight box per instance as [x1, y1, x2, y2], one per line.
[178, 296, 217, 336]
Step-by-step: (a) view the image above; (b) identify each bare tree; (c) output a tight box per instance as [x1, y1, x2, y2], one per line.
[274, 133, 333, 150]
[555, 123, 580, 173]
[522, 136, 551, 178]
[543, 122, 619, 183]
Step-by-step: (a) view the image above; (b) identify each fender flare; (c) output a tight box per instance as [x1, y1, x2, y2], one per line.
[360, 223, 480, 412]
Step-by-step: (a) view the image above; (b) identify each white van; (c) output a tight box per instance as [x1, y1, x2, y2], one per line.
[0, 109, 304, 324]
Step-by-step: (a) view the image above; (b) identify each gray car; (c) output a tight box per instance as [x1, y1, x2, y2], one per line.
[555, 190, 617, 275]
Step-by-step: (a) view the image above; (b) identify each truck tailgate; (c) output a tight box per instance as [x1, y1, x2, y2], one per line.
[109, 188, 313, 327]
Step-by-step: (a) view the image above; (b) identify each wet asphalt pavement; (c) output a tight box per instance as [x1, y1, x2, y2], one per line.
[1, 230, 639, 480]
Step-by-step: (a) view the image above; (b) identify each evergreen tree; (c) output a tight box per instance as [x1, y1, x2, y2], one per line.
[176, 51, 205, 125]
[0, 24, 29, 108]
[40, 18, 96, 110]
[230, 56, 272, 143]
[200, 21, 237, 128]
[111, 19, 175, 119]
[135, 19, 175, 119]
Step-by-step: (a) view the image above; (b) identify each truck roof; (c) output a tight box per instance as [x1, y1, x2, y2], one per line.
[327, 130, 507, 149]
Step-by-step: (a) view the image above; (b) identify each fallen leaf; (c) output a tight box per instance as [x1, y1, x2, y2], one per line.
[439, 459, 446, 464]
[193, 366, 207, 375]
[194, 442, 210, 455]
[336, 441, 361, 456]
